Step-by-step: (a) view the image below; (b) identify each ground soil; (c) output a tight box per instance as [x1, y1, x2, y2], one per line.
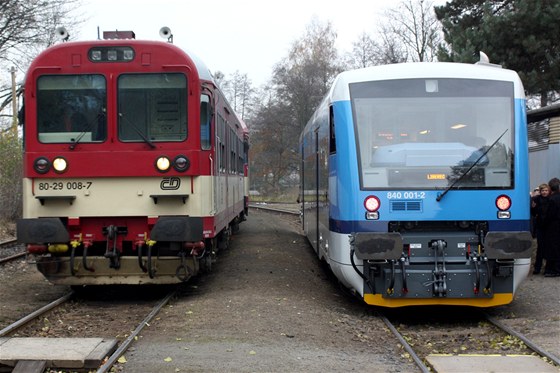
[1, 208, 558, 373]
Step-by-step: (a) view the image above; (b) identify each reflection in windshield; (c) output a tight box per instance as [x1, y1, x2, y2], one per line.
[118, 73, 187, 142]
[350, 78, 514, 189]
[37, 75, 107, 143]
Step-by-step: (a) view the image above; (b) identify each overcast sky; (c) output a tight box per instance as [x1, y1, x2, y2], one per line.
[76, 0, 446, 87]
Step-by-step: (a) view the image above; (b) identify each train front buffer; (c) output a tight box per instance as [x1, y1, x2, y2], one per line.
[16, 214, 208, 285]
[350, 223, 533, 307]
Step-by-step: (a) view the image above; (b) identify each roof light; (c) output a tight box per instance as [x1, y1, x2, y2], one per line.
[88, 47, 135, 62]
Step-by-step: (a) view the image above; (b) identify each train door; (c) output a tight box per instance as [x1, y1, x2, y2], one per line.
[317, 125, 329, 259]
[302, 129, 319, 254]
[201, 93, 216, 215]
[314, 130, 321, 254]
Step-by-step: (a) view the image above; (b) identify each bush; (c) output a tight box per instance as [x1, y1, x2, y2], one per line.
[0, 130, 23, 220]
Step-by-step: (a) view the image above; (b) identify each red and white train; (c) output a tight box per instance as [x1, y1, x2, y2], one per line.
[17, 28, 249, 285]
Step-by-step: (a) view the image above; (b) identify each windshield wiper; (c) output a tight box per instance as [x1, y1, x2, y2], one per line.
[69, 109, 106, 150]
[436, 129, 508, 202]
[118, 112, 156, 149]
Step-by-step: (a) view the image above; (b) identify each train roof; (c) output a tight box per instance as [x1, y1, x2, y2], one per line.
[27, 38, 215, 84]
[329, 62, 525, 102]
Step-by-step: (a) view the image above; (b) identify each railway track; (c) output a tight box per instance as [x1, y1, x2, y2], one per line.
[0, 238, 25, 264]
[0, 286, 177, 372]
[0, 292, 74, 337]
[380, 308, 560, 372]
[249, 202, 300, 215]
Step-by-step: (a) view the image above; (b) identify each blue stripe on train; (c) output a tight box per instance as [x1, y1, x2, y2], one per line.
[329, 219, 530, 234]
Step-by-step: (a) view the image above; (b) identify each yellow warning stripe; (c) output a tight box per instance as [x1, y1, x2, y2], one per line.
[363, 293, 513, 307]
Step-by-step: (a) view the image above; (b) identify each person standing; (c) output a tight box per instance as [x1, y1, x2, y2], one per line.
[543, 178, 560, 277]
[531, 184, 550, 274]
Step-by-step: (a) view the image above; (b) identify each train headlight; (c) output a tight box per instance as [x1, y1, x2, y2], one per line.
[52, 157, 68, 173]
[364, 196, 380, 220]
[34, 157, 51, 174]
[495, 195, 511, 211]
[496, 195, 511, 219]
[173, 155, 190, 172]
[155, 156, 171, 172]
[364, 196, 380, 212]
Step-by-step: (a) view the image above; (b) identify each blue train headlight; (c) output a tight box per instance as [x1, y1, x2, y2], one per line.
[496, 195, 511, 219]
[364, 195, 380, 220]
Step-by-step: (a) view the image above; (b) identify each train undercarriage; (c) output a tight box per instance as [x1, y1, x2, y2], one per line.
[346, 221, 533, 307]
[18, 214, 244, 285]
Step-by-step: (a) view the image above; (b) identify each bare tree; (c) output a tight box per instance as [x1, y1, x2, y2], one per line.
[345, 30, 408, 69]
[249, 18, 343, 197]
[273, 17, 343, 132]
[223, 70, 254, 120]
[1, 0, 82, 131]
[345, 32, 379, 69]
[383, 0, 442, 62]
[1, 0, 82, 66]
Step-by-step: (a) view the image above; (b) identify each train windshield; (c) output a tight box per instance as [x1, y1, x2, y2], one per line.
[36, 75, 107, 143]
[118, 73, 187, 142]
[350, 78, 514, 190]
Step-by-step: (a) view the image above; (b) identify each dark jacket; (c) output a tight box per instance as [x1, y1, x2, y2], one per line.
[543, 193, 560, 261]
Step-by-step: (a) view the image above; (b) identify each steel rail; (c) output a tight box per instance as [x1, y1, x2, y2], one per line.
[96, 289, 177, 373]
[379, 313, 431, 373]
[0, 292, 74, 336]
[0, 238, 18, 246]
[0, 251, 26, 265]
[249, 203, 300, 215]
[485, 313, 560, 367]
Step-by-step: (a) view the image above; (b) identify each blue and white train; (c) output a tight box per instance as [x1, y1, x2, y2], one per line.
[300, 61, 533, 307]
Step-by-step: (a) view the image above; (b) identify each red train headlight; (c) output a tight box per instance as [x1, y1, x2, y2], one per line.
[364, 196, 380, 212]
[52, 157, 68, 173]
[364, 196, 380, 220]
[173, 155, 190, 172]
[495, 195, 511, 211]
[155, 156, 171, 172]
[34, 157, 51, 174]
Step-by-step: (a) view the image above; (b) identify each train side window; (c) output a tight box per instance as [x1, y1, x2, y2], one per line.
[200, 94, 211, 150]
[329, 105, 336, 154]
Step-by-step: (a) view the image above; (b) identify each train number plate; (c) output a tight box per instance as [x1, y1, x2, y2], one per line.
[36, 181, 93, 191]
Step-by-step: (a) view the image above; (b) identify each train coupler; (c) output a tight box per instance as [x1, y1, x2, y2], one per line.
[431, 239, 448, 297]
[103, 225, 126, 269]
[175, 251, 193, 282]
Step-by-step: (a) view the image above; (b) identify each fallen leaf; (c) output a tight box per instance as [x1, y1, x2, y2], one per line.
[118, 356, 127, 364]
[249, 350, 256, 355]
[164, 357, 173, 362]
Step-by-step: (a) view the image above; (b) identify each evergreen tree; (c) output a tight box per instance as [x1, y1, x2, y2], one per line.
[435, 0, 560, 106]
